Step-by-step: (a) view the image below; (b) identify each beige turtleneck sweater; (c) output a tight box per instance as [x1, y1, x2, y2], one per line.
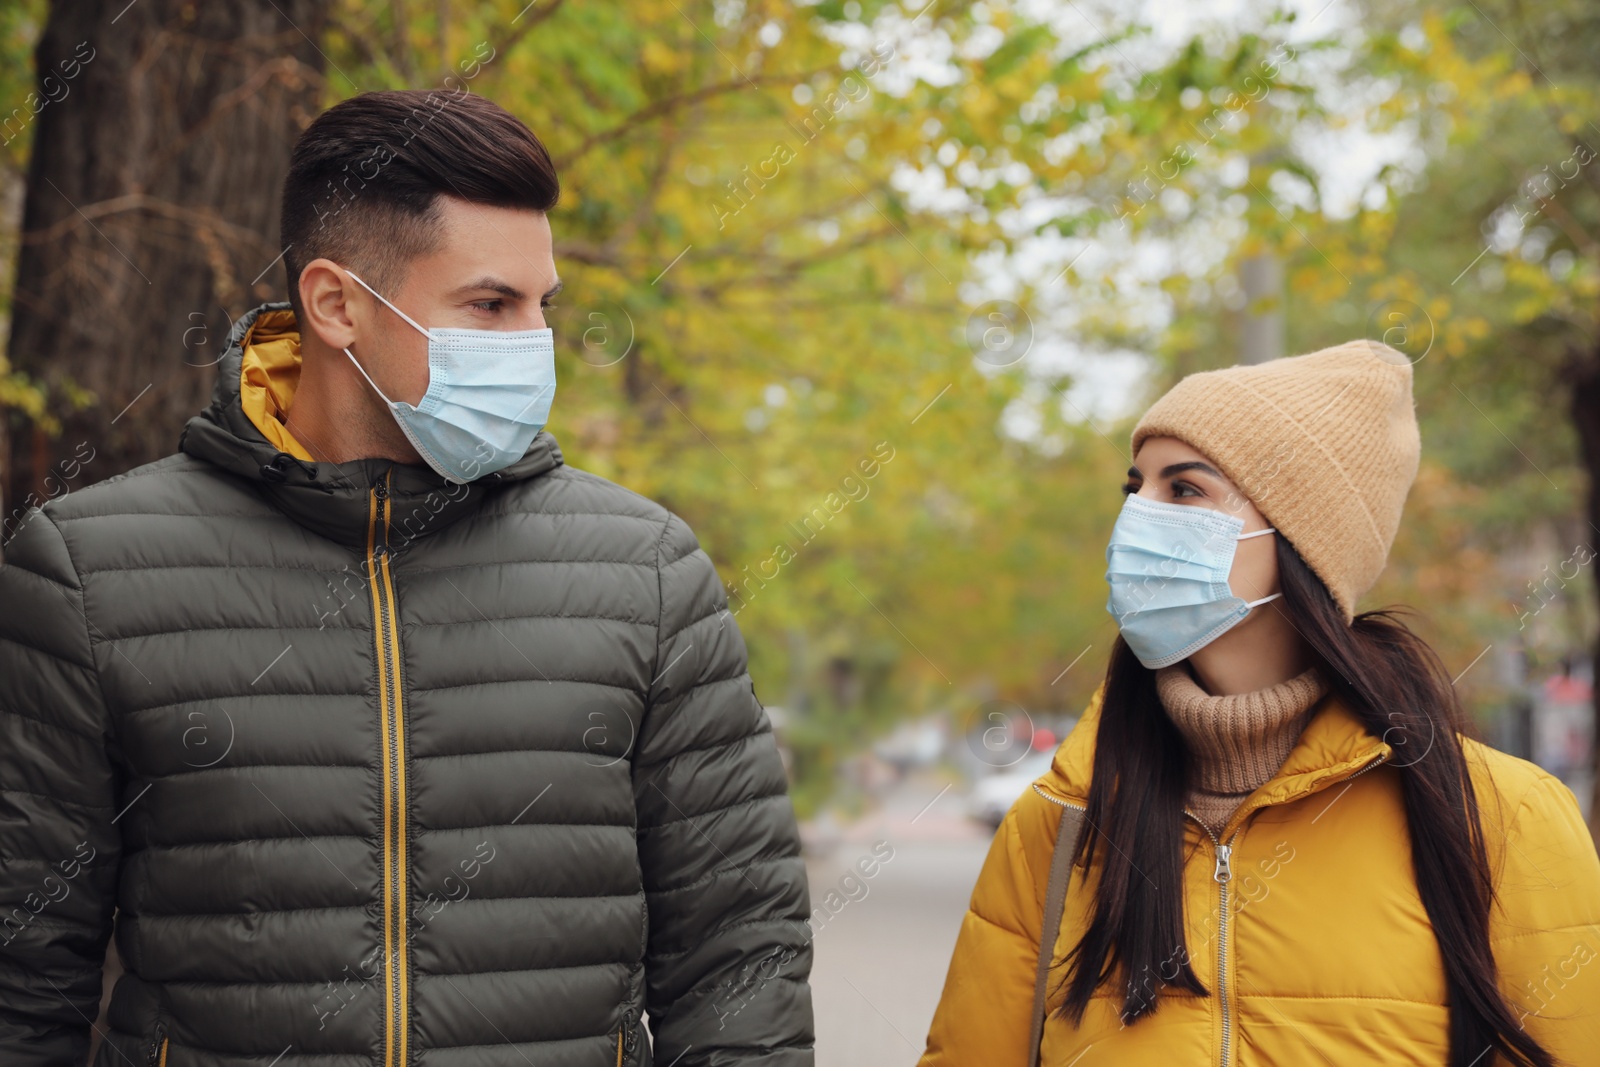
[1155, 663, 1328, 835]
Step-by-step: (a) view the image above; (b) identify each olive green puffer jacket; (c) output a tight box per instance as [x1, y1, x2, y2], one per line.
[0, 303, 813, 1067]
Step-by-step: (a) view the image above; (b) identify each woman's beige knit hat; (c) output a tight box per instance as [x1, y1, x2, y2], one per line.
[1131, 339, 1421, 622]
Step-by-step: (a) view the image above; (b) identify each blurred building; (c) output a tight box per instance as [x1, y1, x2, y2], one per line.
[1492, 655, 1594, 821]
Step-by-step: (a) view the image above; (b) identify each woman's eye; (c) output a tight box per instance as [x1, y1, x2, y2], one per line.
[1120, 483, 1138, 496]
[1171, 481, 1201, 498]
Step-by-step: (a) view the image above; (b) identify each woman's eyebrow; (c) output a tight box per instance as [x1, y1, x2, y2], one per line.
[1125, 466, 1141, 481]
[1160, 461, 1223, 479]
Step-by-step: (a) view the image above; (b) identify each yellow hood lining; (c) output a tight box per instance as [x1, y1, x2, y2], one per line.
[239, 309, 314, 462]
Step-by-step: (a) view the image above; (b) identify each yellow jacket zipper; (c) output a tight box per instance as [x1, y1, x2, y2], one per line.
[1031, 781, 1085, 812]
[1182, 812, 1237, 1067]
[1033, 778, 1242, 1065]
[1032, 745, 1391, 1066]
[368, 477, 410, 1067]
[1034, 780, 1232, 1062]
[1185, 751, 1388, 1067]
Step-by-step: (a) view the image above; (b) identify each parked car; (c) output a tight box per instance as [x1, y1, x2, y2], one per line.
[874, 717, 947, 773]
[966, 749, 1057, 829]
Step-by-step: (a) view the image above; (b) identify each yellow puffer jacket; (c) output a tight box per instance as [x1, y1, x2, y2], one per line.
[920, 690, 1600, 1066]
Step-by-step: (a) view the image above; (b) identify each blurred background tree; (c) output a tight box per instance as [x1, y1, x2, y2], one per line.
[1, 0, 325, 497]
[1189, 0, 1600, 833]
[1, 0, 1595, 837]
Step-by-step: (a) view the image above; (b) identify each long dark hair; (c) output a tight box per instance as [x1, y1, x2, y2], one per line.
[1058, 536, 1553, 1067]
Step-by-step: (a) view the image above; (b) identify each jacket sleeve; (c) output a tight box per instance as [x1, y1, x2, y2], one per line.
[1488, 770, 1600, 1065]
[0, 510, 122, 1065]
[634, 513, 813, 1066]
[919, 785, 1058, 1067]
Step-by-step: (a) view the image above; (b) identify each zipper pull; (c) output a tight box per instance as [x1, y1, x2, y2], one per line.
[373, 480, 389, 501]
[1213, 842, 1233, 883]
[623, 1008, 638, 1053]
[145, 1025, 167, 1067]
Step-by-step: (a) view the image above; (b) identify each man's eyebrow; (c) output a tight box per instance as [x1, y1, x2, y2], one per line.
[450, 276, 528, 300]
[543, 279, 563, 300]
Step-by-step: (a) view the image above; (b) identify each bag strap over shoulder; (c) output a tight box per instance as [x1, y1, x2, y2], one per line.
[1027, 803, 1085, 1067]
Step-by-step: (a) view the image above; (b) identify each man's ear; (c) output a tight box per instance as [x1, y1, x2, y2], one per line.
[297, 259, 360, 350]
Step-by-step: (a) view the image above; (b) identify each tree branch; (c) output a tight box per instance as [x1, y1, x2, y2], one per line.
[20, 194, 270, 252]
[158, 55, 323, 168]
[487, 0, 567, 62]
[552, 69, 829, 169]
[697, 227, 899, 296]
[553, 238, 621, 266]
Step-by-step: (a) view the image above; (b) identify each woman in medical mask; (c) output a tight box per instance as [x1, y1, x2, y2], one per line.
[919, 341, 1600, 1067]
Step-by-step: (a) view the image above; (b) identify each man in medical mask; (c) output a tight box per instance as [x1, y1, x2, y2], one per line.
[0, 90, 813, 1067]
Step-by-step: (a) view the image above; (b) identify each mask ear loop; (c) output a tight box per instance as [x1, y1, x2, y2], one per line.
[344, 347, 394, 405]
[341, 268, 433, 407]
[1236, 527, 1281, 608]
[345, 269, 434, 340]
[345, 267, 432, 337]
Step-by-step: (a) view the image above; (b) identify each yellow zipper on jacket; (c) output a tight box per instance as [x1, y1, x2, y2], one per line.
[367, 475, 410, 1067]
[1031, 781, 1085, 812]
[1181, 811, 1236, 1067]
[1184, 750, 1389, 1067]
[1034, 749, 1388, 1066]
[1035, 780, 1239, 1063]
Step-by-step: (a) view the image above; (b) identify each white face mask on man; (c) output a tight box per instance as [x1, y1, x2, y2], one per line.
[341, 268, 557, 484]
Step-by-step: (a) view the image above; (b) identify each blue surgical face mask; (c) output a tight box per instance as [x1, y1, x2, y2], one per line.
[1104, 493, 1280, 669]
[341, 269, 556, 485]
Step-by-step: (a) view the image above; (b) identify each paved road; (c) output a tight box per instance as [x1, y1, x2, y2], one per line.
[805, 774, 991, 1067]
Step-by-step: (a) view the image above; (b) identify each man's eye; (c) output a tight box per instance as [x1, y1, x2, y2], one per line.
[471, 299, 502, 312]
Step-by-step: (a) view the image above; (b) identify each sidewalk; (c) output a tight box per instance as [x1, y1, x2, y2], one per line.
[803, 771, 989, 1066]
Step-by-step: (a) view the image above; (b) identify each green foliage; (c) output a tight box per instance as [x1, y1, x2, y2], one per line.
[1108, 1, 1600, 703]
[8, 0, 1593, 807]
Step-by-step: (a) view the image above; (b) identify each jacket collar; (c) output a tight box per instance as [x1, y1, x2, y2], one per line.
[179, 302, 565, 548]
[1040, 680, 1391, 818]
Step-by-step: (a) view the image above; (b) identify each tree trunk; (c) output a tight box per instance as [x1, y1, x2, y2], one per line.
[2, 0, 327, 511]
[1571, 346, 1600, 849]
[1238, 252, 1283, 365]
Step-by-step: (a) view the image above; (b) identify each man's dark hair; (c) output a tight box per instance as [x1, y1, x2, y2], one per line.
[280, 89, 560, 316]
